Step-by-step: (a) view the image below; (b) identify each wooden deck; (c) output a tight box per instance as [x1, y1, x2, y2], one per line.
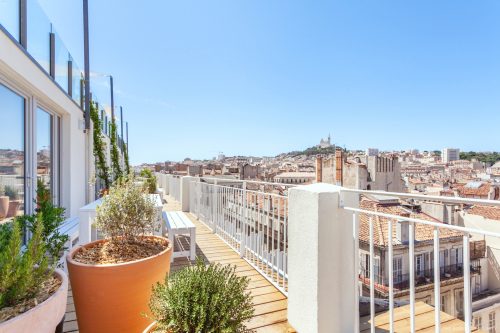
[63, 195, 295, 332]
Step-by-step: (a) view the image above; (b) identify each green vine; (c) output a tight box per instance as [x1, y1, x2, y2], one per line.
[123, 143, 131, 175]
[90, 102, 110, 189]
[110, 118, 122, 181]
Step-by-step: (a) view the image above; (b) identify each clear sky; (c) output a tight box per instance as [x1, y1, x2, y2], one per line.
[39, 0, 500, 165]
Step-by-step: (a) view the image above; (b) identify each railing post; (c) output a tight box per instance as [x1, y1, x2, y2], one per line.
[164, 174, 170, 195]
[181, 176, 195, 212]
[288, 184, 359, 333]
[240, 181, 247, 257]
[212, 179, 218, 233]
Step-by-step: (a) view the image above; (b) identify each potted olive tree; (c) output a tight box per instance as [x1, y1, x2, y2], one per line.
[0, 216, 68, 332]
[67, 176, 172, 333]
[145, 260, 254, 333]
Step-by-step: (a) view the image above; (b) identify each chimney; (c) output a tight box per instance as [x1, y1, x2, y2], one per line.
[396, 220, 412, 244]
[316, 156, 323, 183]
[335, 149, 343, 185]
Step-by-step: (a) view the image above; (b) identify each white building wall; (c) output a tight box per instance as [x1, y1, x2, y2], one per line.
[0, 29, 90, 218]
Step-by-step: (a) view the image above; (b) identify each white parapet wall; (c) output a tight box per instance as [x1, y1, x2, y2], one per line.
[287, 183, 359, 333]
[181, 176, 197, 212]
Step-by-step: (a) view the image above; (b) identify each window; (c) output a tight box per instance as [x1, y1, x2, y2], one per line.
[474, 316, 482, 330]
[489, 312, 496, 333]
[415, 254, 424, 276]
[36, 107, 60, 204]
[393, 257, 403, 283]
[455, 289, 464, 318]
[441, 293, 449, 313]
[0, 84, 25, 224]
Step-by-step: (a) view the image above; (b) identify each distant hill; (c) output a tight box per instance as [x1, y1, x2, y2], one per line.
[285, 145, 337, 157]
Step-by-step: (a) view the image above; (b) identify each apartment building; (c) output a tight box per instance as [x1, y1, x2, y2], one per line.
[442, 148, 461, 164]
[358, 196, 483, 319]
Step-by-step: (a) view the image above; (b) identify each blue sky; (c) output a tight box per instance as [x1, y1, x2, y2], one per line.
[39, 0, 500, 164]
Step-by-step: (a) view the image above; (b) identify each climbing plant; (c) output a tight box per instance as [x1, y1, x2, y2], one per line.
[123, 143, 131, 175]
[110, 119, 122, 181]
[90, 102, 110, 189]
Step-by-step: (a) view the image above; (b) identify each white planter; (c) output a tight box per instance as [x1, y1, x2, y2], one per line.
[0, 269, 68, 333]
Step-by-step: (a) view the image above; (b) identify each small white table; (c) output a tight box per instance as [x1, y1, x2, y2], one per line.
[163, 211, 196, 262]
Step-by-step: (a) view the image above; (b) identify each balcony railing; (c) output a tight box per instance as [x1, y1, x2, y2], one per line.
[359, 263, 481, 292]
[188, 179, 289, 295]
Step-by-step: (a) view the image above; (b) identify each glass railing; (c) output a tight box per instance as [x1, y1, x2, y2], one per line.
[53, 30, 69, 92]
[26, 0, 51, 73]
[0, 0, 20, 41]
[0, 0, 86, 108]
[71, 58, 83, 107]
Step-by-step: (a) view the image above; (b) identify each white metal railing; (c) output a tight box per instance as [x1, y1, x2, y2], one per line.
[190, 180, 289, 295]
[340, 189, 500, 333]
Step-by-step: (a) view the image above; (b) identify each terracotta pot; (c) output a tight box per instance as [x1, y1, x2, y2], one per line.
[0, 269, 68, 333]
[0, 196, 9, 219]
[67, 236, 172, 333]
[7, 200, 21, 218]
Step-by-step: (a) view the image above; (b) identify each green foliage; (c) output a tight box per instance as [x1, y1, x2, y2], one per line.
[149, 260, 254, 333]
[110, 120, 122, 181]
[123, 143, 131, 175]
[287, 145, 337, 157]
[140, 169, 157, 194]
[90, 102, 111, 189]
[0, 215, 51, 309]
[460, 151, 500, 165]
[4, 186, 18, 200]
[95, 175, 157, 243]
[17, 180, 68, 264]
[0, 222, 13, 254]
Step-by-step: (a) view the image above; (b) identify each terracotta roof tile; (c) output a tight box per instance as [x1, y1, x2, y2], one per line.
[359, 198, 462, 247]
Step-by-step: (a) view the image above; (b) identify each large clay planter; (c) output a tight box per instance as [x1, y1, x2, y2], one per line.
[6, 200, 21, 218]
[0, 196, 9, 219]
[0, 269, 68, 333]
[67, 236, 172, 333]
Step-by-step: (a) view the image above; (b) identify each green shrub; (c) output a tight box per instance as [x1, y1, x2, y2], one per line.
[95, 175, 157, 243]
[18, 180, 68, 264]
[0, 215, 50, 309]
[140, 169, 157, 194]
[149, 260, 254, 333]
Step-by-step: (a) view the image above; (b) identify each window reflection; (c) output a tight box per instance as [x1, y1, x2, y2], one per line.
[0, 84, 25, 224]
[36, 108, 52, 196]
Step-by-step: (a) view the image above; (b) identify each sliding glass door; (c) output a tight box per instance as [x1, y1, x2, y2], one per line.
[0, 83, 61, 225]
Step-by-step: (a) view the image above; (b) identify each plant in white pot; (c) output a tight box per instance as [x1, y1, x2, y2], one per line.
[0, 215, 68, 332]
[67, 176, 172, 333]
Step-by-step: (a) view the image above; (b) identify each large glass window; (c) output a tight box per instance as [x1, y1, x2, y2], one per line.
[0, 84, 25, 224]
[0, 0, 20, 41]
